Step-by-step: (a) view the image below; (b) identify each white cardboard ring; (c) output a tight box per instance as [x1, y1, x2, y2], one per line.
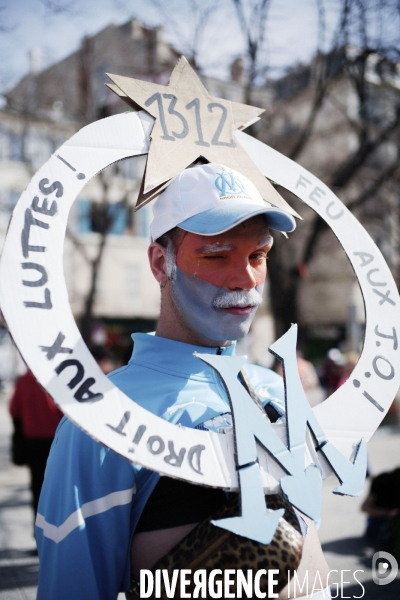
[0, 111, 398, 492]
[236, 131, 400, 460]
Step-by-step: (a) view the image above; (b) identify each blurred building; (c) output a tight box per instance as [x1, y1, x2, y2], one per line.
[2, 20, 399, 376]
[0, 20, 181, 372]
[0, 18, 266, 375]
[262, 46, 400, 360]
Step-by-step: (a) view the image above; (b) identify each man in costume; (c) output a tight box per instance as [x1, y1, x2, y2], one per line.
[35, 163, 330, 599]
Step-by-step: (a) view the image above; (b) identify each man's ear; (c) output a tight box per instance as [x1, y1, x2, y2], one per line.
[148, 243, 168, 285]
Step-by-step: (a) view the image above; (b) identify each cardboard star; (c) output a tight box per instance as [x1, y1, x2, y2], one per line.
[107, 56, 298, 217]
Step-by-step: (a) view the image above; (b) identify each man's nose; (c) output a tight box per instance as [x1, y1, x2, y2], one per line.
[227, 263, 257, 290]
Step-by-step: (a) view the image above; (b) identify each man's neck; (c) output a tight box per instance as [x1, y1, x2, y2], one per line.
[155, 320, 233, 348]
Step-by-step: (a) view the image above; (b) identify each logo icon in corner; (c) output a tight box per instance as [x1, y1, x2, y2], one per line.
[215, 171, 246, 197]
[372, 551, 398, 585]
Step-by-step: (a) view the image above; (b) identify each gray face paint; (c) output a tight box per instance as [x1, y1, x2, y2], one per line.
[169, 266, 264, 344]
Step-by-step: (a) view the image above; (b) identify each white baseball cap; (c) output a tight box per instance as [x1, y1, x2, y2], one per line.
[150, 163, 296, 241]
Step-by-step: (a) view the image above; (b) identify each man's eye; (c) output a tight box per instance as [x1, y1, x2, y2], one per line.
[250, 253, 267, 261]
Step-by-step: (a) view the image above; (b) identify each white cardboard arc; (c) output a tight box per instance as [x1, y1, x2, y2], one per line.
[236, 130, 400, 462]
[0, 112, 236, 489]
[0, 111, 398, 493]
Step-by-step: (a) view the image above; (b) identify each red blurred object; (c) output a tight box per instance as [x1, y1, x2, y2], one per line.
[9, 370, 63, 438]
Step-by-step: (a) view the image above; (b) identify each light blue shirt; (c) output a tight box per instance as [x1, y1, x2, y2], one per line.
[36, 333, 285, 599]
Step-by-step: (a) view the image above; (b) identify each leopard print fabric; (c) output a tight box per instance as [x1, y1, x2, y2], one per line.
[126, 494, 303, 599]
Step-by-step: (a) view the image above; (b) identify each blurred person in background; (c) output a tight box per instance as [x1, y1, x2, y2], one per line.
[276, 349, 323, 406]
[90, 345, 120, 374]
[9, 370, 63, 520]
[276, 349, 320, 392]
[336, 351, 359, 389]
[319, 348, 347, 396]
[9, 347, 119, 524]
[361, 467, 400, 559]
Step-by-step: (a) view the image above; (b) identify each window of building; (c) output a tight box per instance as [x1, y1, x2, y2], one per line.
[0, 190, 20, 231]
[8, 132, 24, 161]
[25, 130, 53, 171]
[0, 129, 8, 160]
[9, 191, 20, 210]
[78, 198, 92, 234]
[78, 199, 129, 235]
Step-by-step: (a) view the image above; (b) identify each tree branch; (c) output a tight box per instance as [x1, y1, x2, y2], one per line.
[65, 228, 91, 264]
[288, 58, 330, 160]
[302, 159, 400, 266]
[38, 0, 77, 14]
[330, 107, 400, 189]
[346, 160, 399, 212]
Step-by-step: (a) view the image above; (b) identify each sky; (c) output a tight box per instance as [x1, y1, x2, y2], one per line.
[0, 0, 342, 99]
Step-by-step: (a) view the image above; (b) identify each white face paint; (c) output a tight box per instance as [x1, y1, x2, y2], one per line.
[212, 288, 263, 310]
[169, 266, 264, 345]
[165, 241, 177, 279]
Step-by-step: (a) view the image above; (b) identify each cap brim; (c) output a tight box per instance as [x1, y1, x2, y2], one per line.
[178, 203, 296, 235]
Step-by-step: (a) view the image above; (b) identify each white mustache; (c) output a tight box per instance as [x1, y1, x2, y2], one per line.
[212, 289, 263, 309]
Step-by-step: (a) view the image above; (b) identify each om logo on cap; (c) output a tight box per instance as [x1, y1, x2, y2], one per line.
[215, 171, 246, 197]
